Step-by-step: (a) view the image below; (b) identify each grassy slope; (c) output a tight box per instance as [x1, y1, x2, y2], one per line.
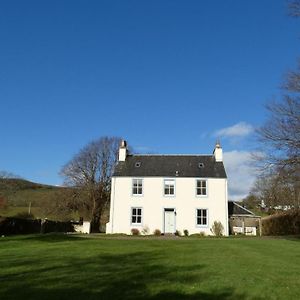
[0, 178, 59, 202]
[0, 235, 299, 300]
[0, 178, 110, 225]
[0, 179, 65, 219]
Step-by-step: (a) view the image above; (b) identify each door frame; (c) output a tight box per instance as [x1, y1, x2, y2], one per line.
[163, 207, 176, 234]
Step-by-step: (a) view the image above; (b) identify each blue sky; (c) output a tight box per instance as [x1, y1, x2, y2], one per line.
[0, 1, 299, 199]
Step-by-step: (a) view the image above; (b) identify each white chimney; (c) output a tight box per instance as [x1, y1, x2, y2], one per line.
[118, 140, 127, 161]
[213, 141, 223, 162]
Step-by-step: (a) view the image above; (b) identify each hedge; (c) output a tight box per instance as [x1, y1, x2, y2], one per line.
[262, 210, 300, 236]
[0, 216, 74, 235]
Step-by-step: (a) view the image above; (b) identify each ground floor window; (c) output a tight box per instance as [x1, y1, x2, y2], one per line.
[196, 209, 208, 226]
[131, 207, 142, 225]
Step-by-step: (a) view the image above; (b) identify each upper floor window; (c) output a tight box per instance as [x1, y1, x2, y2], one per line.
[164, 179, 175, 196]
[132, 178, 143, 195]
[196, 179, 207, 196]
[131, 207, 142, 225]
[196, 209, 208, 226]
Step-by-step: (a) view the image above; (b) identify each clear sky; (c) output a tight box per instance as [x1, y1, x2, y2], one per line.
[0, 0, 299, 199]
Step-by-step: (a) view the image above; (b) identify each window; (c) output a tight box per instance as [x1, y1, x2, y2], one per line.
[135, 162, 141, 168]
[196, 209, 208, 226]
[131, 207, 142, 224]
[196, 180, 207, 196]
[164, 179, 175, 196]
[198, 163, 204, 168]
[132, 179, 143, 195]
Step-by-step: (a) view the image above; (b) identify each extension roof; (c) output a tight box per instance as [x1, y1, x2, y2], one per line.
[228, 201, 255, 216]
[113, 155, 227, 178]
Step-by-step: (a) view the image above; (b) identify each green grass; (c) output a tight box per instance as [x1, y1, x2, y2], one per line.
[0, 235, 299, 300]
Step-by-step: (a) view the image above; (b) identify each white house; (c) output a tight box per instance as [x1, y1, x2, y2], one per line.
[106, 141, 229, 236]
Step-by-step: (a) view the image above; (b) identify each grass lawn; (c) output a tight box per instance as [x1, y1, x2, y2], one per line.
[0, 235, 299, 300]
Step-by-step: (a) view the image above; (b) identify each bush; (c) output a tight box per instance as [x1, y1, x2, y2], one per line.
[153, 229, 161, 236]
[131, 228, 140, 235]
[183, 229, 189, 236]
[175, 230, 181, 236]
[210, 221, 224, 236]
[190, 231, 206, 238]
[141, 225, 150, 235]
[262, 210, 300, 235]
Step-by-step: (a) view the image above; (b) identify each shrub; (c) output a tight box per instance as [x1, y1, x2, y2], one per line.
[141, 225, 150, 235]
[262, 210, 300, 235]
[183, 229, 189, 236]
[190, 232, 206, 238]
[153, 229, 161, 236]
[131, 228, 140, 236]
[175, 230, 181, 236]
[210, 221, 224, 236]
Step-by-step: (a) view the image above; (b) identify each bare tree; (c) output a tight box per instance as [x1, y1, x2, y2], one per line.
[251, 173, 299, 209]
[251, 1, 300, 209]
[256, 97, 300, 173]
[289, 0, 300, 17]
[60, 136, 122, 232]
[255, 80, 300, 208]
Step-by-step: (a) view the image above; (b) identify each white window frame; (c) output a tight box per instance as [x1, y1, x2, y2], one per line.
[195, 208, 208, 227]
[195, 179, 208, 197]
[163, 179, 175, 197]
[131, 207, 143, 226]
[132, 178, 143, 196]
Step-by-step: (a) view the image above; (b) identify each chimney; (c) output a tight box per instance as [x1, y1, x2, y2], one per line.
[118, 140, 127, 161]
[213, 141, 223, 162]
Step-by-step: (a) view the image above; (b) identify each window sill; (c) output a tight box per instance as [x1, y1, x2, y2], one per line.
[196, 225, 208, 228]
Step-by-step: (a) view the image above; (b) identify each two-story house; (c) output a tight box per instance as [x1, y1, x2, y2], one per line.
[106, 141, 229, 236]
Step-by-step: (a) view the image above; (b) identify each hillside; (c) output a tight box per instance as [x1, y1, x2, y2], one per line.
[0, 178, 110, 226]
[0, 178, 58, 192]
[0, 178, 64, 219]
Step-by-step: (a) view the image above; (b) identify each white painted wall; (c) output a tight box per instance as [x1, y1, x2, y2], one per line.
[106, 176, 228, 236]
[74, 221, 91, 234]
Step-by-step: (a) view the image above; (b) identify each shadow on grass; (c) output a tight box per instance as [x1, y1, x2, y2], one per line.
[0, 243, 260, 300]
[280, 235, 300, 242]
[0, 233, 87, 243]
[261, 235, 300, 242]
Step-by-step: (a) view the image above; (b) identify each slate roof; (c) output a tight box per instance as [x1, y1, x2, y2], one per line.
[228, 201, 255, 216]
[113, 155, 227, 178]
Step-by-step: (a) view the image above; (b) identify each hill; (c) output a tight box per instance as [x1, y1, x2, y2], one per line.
[0, 178, 110, 227]
[0, 178, 64, 220]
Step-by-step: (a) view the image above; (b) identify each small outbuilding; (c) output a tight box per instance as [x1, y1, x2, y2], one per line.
[228, 201, 261, 236]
